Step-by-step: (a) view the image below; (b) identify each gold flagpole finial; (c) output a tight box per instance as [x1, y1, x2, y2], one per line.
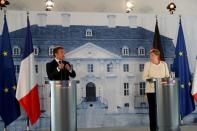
[3, 10, 6, 16]
[179, 15, 181, 19]
[27, 11, 29, 16]
[155, 15, 158, 23]
[179, 15, 182, 24]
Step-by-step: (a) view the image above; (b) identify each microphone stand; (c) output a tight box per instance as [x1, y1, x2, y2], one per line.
[59, 61, 63, 81]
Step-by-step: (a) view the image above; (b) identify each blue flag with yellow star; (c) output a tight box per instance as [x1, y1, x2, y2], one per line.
[172, 19, 195, 118]
[0, 14, 21, 126]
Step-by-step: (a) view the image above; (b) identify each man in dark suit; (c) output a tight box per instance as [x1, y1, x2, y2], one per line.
[46, 46, 76, 80]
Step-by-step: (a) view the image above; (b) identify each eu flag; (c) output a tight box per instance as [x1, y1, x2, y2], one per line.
[0, 14, 21, 126]
[172, 19, 195, 118]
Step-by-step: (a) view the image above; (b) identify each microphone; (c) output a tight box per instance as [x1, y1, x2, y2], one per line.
[58, 61, 63, 80]
[59, 61, 62, 64]
[59, 61, 65, 70]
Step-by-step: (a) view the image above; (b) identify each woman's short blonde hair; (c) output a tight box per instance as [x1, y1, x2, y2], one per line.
[149, 48, 160, 56]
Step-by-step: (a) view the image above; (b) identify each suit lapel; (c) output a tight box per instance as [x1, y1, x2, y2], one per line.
[52, 59, 58, 67]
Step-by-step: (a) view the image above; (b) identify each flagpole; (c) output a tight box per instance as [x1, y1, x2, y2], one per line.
[3, 10, 7, 131]
[3, 12, 7, 127]
[26, 11, 30, 131]
[26, 117, 30, 131]
[179, 14, 183, 125]
[4, 124, 6, 131]
[179, 14, 183, 124]
[25, 11, 30, 131]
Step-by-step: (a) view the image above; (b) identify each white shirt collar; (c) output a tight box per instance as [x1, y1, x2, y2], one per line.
[55, 58, 61, 63]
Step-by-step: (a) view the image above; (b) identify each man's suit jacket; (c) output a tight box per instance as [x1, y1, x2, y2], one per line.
[46, 59, 76, 80]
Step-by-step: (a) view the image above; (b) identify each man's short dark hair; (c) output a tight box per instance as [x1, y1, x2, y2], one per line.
[53, 46, 64, 57]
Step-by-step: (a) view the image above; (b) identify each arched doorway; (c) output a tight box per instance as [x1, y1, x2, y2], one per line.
[86, 82, 96, 102]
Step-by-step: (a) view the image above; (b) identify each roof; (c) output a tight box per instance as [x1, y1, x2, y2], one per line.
[2, 25, 175, 58]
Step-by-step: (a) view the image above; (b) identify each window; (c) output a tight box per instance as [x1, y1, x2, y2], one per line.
[122, 46, 129, 56]
[13, 46, 21, 56]
[124, 103, 129, 107]
[107, 63, 113, 72]
[123, 64, 129, 72]
[86, 29, 93, 37]
[138, 47, 145, 56]
[140, 82, 146, 95]
[124, 83, 129, 96]
[34, 47, 39, 56]
[49, 46, 54, 56]
[35, 65, 38, 73]
[88, 64, 94, 72]
[14, 65, 20, 74]
[45, 80, 49, 84]
[139, 64, 144, 72]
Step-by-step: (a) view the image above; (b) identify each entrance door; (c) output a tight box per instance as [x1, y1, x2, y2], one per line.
[86, 82, 96, 102]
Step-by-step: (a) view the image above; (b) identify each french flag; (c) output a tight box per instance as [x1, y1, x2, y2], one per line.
[192, 58, 197, 102]
[16, 14, 41, 125]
